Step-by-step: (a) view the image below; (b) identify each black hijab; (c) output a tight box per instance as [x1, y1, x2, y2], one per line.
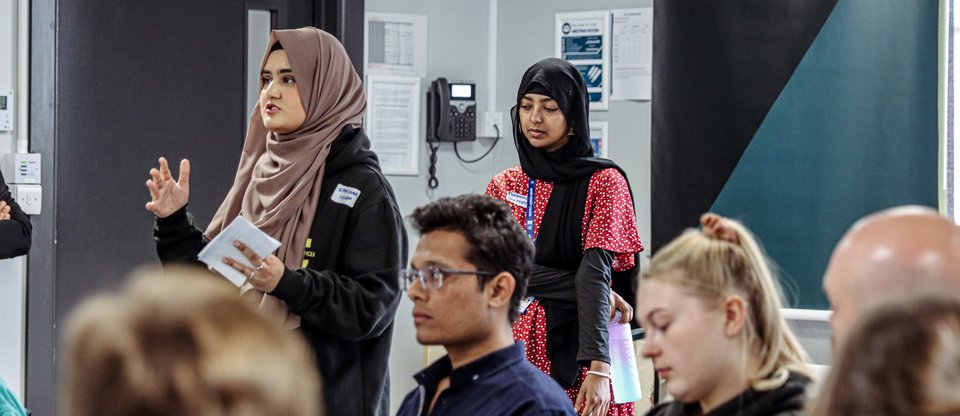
[513, 58, 619, 182]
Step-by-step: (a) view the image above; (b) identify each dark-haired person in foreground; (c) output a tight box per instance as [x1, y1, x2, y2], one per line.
[396, 194, 575, 416]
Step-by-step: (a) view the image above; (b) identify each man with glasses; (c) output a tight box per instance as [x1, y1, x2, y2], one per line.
[396, 194, 575, 416]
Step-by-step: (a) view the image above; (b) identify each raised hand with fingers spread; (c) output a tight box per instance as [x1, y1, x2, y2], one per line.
[145, 157, 190, 218]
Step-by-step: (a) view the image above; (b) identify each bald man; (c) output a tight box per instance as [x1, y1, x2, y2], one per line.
[823, 206, 960, 346]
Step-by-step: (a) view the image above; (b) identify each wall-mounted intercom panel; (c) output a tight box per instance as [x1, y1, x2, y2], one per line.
[426, 78, 476, 142]
[0, 89, 13, 131]
[2, 153, 40, 184]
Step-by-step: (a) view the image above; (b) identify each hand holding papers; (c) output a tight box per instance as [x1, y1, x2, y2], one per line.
[198, 216, 281, 286]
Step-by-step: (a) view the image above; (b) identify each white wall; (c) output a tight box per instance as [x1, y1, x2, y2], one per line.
[363, 0, 653, 412]
[0, 0, 27, 402]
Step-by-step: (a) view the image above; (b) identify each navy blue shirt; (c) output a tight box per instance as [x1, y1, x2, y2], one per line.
[396, 341, 575, 416]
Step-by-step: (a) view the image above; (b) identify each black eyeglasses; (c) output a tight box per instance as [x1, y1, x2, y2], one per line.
[399, 266, 496, 291]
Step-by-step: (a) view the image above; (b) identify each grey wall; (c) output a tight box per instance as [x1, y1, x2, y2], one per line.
[363, 0, 653, 412]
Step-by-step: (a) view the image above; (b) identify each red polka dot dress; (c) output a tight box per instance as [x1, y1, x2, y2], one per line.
[486, 166, 643, 415]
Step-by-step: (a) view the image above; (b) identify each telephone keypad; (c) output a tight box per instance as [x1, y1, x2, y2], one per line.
[448, 104, 477, 139]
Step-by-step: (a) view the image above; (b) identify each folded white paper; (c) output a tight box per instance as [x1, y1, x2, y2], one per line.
[197, 216, 281, 286]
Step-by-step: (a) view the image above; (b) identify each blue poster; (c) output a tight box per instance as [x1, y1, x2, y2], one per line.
[557, 11, 609, 110]
[577, 64, 604, 89]
[590, 137, 603, 158]
[562, 36, 603, 60]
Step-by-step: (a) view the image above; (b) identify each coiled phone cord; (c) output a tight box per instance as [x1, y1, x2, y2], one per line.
[427, 142, 440, 190]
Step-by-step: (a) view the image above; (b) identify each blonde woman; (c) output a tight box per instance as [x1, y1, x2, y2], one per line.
[638, 213, 812, 416]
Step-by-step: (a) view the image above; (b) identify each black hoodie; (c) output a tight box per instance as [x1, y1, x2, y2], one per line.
[0, 170, 31, 259]
[155, 126, 407, 416]
[646, 371, 811, 416]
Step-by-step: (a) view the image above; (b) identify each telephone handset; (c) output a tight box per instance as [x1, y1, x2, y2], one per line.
[426, 78, 477, 142]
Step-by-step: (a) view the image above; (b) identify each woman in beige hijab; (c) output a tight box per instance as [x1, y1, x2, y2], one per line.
[144, 27, 406, 416]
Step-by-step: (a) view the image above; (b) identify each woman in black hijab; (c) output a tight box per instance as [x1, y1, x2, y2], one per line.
[485, 58, 644, 416]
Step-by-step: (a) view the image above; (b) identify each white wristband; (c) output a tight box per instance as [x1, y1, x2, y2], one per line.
[586, 370, 611, 379]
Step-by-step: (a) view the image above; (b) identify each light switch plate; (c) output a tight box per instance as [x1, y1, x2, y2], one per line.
[10, 184, 40, 215]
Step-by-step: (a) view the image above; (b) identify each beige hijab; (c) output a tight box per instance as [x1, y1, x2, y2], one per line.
[206, 27, 366, 328]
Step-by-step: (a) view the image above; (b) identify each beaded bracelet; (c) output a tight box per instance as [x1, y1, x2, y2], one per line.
[586, 370, 612, 379]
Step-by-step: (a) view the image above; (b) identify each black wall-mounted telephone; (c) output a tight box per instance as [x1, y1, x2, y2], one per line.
[426, 78, 477, 142]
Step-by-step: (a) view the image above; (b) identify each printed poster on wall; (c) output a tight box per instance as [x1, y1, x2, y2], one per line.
[556, 11, 610, 111]
[590, 121, 608, 158]
[364, 13, 428, 78]
[365, 75, 421, 175]
[611, 8, 653, 101]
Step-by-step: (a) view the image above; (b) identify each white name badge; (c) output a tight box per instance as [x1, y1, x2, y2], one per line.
[331, 184, 361, 208]
[506, 191, 528, 208]
[518, 296, 536, 315]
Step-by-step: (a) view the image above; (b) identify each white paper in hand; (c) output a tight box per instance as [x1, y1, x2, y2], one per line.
[197, 216, 282, 286]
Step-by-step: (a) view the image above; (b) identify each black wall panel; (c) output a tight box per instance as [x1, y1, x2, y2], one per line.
[25, 0, 354, 412]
